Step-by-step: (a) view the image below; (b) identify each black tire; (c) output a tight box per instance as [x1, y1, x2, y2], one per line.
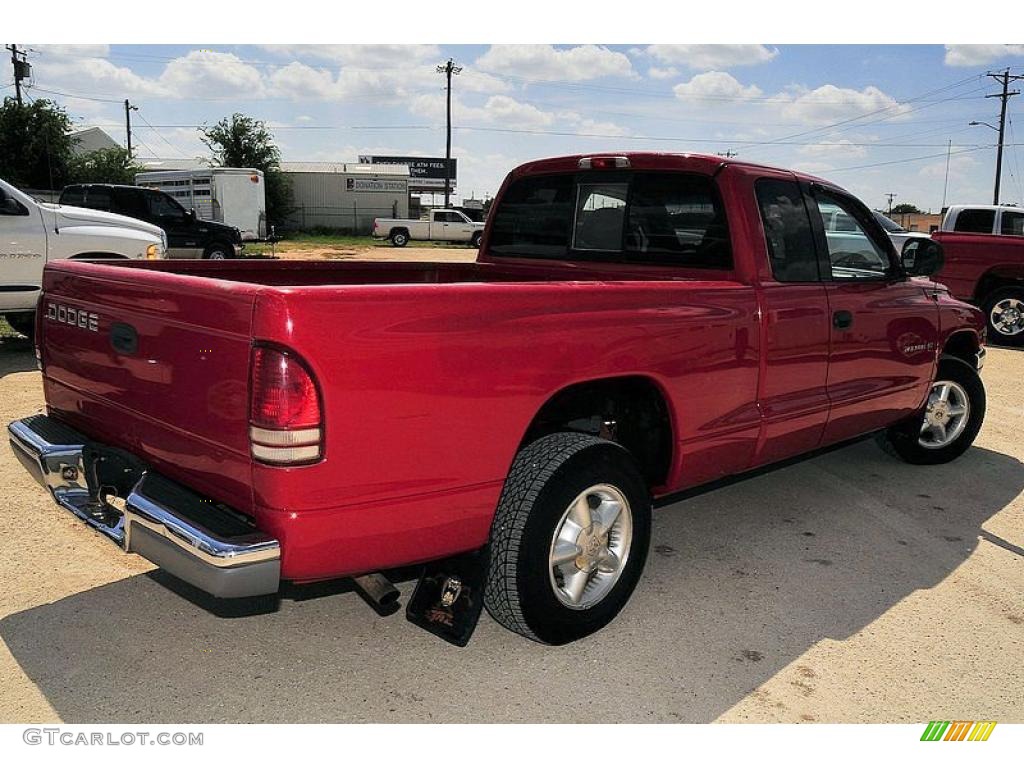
[203, 243, 232, 260]
[484, 432, 652, 645]
[5, 313, 34, 341]
[470, 231, 483, 249]
[981, 286, 1024, 347]
[876, 355, 986, 465]
[390, 230, 409, 247]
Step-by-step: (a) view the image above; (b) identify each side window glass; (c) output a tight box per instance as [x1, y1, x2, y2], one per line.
[755, 179, 819, 282]
[1001, 211, 1024, 236]
[814, 193, 892, 280]
[86, 187, 111, 211]
[954, 208, 996, 234]
[61, 187, 85, 207]
[573, 182, 628, 251]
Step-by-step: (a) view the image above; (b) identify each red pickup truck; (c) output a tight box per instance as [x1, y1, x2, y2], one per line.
[932, 205, 1024, 346]
[9, 153, 987, 646]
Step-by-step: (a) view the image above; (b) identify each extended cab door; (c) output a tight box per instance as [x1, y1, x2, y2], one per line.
[0, 186, 46, 311]
[749, 174, 832, 466]
[809, 185, 938, 443]
[145, 189, 201, 258]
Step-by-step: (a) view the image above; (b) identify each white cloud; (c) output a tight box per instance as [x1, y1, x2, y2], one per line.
[158, 51, 266, 99]
[648, 66, 679, 80]
[779, 84, 908, 124]
[411, 93, 555, 130]
[647, 44, 778, 69]
[576, 119, 629, 137]
[261, 44, 440, 67]
[476, 44, 635, 81]
[32, 44, 111, 57]
[944, 45, 1024, 67]
[268, 62, 337, 100]
[673, 71, 763, 101]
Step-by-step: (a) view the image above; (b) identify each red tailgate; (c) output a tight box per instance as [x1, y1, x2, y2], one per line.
[39, 260, 261, 514]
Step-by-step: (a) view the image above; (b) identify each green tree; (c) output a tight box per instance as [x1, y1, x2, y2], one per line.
[891, 203, 923, 215]
[201, 113, 292, 227]
[68, 147, 144, 185]
[0, 97, 75, 189]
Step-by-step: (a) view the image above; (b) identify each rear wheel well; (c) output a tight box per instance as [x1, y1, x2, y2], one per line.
[521, 376, 673, 488]
[943, 330, 981, 366]
[975, 271, 1024, 303]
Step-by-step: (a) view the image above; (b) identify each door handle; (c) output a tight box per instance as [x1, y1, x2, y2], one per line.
[833, 310, 853, 330]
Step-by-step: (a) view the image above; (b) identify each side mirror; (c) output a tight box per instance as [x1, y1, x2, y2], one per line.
[188, 208, 197, 221]
[901, 237, 944, 277]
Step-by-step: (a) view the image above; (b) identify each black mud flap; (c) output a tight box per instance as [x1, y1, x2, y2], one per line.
[405, 549, 488, 647]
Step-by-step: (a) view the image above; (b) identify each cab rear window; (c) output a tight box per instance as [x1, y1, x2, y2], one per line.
[489, 171, 732, 268]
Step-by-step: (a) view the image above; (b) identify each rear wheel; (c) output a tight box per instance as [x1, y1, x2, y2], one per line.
[484, 432, 651, 645]
[4, 313, 34, 341]
[390, 230, 409, 247]
[876, 356, 985, 465]
[982, 286, 1024, 346]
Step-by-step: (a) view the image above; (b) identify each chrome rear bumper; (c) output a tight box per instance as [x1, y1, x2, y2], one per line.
[8, 415, 280, 598]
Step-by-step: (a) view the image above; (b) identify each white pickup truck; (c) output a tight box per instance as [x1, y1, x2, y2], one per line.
[372, 209, 486, 247]
[0, 177, 166, 337]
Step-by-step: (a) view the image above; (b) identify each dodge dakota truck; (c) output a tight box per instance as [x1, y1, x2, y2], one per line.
[932, 204, 1024, 345]
[372, 208, 485, 247]
[9, 153, 987, 646]
[1, 177, 166, 338]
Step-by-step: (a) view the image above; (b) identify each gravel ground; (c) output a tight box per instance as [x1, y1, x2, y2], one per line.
[0, 290, 1020, 723]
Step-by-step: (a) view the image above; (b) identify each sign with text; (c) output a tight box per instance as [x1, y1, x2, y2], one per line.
[360, 156, 456, 190]
[346, 177, 407, 193]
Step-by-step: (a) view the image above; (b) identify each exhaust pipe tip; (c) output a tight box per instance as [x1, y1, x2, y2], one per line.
[353, 572, 400, 616]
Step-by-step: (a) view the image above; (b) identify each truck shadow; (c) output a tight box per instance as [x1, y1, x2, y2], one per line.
[2, 441, 1021, 723]
[0, 337, 36, 377]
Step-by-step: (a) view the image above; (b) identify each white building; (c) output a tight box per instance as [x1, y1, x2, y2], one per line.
[280, 162, 411, 233]
[69, 127, 120, 155]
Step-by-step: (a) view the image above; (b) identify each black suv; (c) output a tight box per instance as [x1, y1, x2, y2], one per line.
[59, 184, 243, 259]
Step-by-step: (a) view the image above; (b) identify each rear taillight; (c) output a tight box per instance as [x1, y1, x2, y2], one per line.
[249, 345, 322, 465]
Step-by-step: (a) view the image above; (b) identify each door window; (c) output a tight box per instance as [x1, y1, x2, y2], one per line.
[813, 192, 893, 280]
[755, 179, 819, 282]
[954, 208, 996, 233]
[146, 191, 186, 221]
[85, 187, 112, 211]
[1001, 210, 1024, 236]
[60, 187, 85, 207]
[113, 188, 148, 219]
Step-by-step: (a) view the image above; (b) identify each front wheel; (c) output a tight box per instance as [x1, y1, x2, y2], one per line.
[470, 232, 483, 249]
[4, 313, 34, 341]
[484, 432, 651, 645]
[203, 243, 232, 260]
[876, 356, 985, 465]
[982, 287, 1024, 346]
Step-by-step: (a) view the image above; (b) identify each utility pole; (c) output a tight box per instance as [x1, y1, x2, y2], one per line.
[124, 99, 138, 157]
[436, 58, 461, 208]
[941, 139, 952, 211]
[985, 69, 1023, 205]
[6, 44, 31, 105]
[885, 192, 898, 217]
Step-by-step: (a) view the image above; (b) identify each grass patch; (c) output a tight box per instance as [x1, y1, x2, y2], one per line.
[0, 316, 19, 339]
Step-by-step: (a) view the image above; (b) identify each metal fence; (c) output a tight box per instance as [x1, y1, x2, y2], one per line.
[284, 204, 401, 235]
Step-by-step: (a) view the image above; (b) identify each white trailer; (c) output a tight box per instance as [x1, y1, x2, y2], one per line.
[135, 168, 268, 241]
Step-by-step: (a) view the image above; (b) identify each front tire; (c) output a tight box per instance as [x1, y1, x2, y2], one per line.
[484, 432, 651, 645]
[4, 313, 34, 341]
[876, 356, 985, 465]
[471, 231, 483, 249]
[982, 286, 1024, 346]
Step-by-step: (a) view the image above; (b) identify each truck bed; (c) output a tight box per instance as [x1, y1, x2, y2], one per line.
[38, 257, 753, 580]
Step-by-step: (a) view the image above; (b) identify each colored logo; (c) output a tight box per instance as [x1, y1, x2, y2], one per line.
[921, 721, 996, 741]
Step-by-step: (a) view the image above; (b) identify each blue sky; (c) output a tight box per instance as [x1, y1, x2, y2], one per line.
[10, 44, 1024, 211]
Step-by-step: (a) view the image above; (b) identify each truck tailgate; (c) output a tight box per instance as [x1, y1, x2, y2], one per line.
[39, 260, 261, 514]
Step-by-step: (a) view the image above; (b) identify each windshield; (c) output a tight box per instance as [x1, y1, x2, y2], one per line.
[873, 211, 907, 233]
